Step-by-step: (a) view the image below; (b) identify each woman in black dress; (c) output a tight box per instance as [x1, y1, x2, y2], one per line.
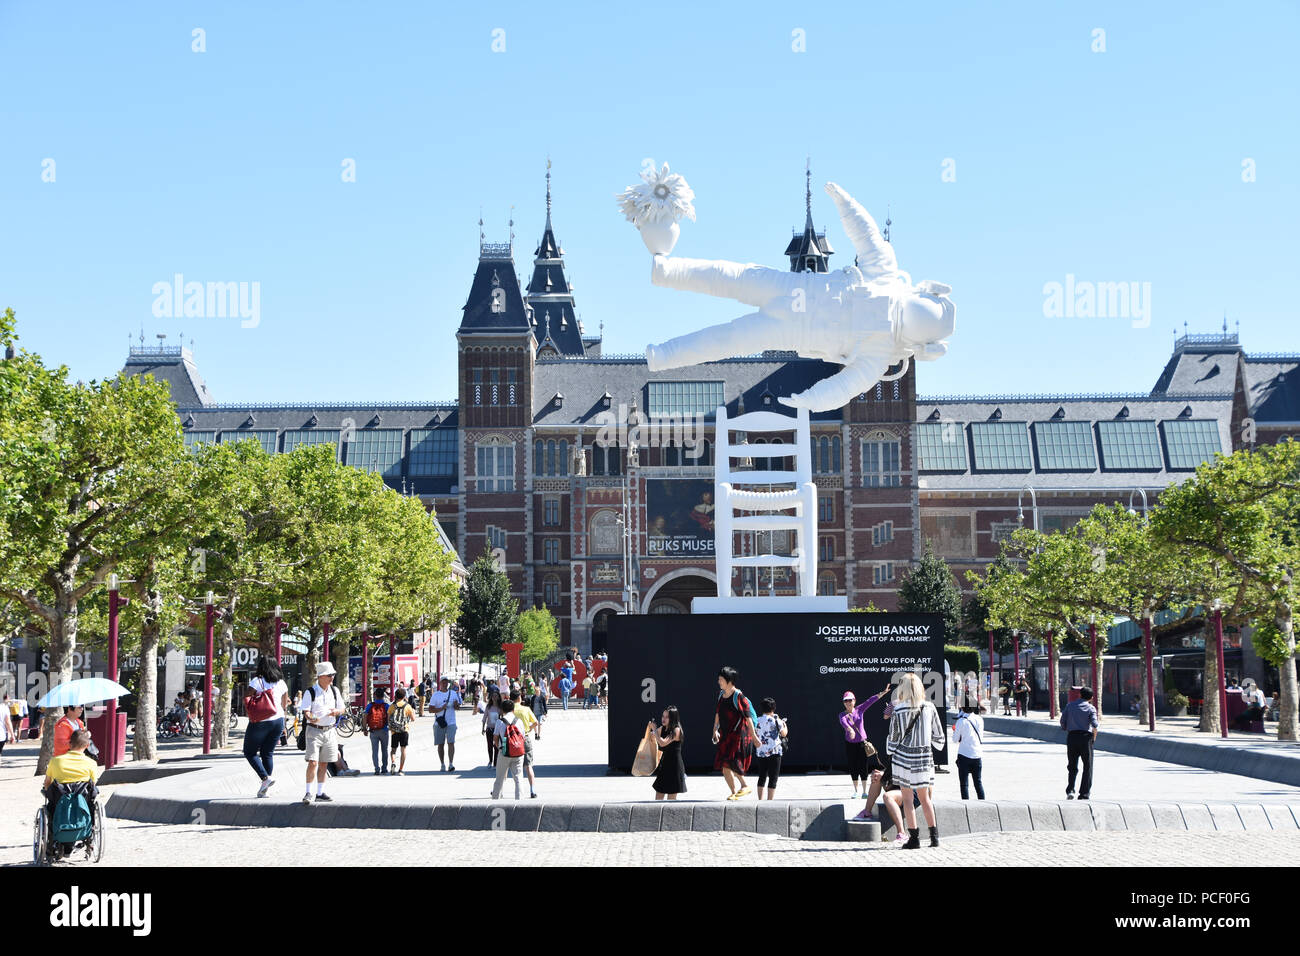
[650, 706, 686, 800]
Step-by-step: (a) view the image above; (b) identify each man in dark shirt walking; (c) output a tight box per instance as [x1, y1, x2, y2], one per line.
[1060, 686, 1099, 800]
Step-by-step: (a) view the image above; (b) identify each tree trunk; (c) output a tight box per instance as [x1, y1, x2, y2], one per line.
[1276, 608, 1298, 742]
[332, 634, 350, 703]
[211, 606, 235, 749]
[1198, 621, 1219, 733]
[37, 586, 78, 776]
[257, 615, 275, 659]
[133, 608, 160, 762]
[1095, 656, 1105, 716]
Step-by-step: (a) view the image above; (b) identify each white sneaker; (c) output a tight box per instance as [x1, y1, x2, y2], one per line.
[302, 793, 314, 805]
[257, 778, 274, 798]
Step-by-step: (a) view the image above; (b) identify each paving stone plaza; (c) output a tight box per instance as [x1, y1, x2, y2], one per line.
[5, 706, 1300, 867]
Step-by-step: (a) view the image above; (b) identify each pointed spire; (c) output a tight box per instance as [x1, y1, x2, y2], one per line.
[785, 160, 833, 273]
[804, 156, 813, 231]
[1222, 311, 1228, 334]
[545, 156, 553, 231]
[884, 205, 892, 243]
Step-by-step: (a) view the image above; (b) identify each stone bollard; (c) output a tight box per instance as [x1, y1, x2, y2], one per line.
[845, 819, 882, 843]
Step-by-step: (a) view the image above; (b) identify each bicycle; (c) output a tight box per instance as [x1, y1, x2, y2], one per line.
[334, 704, 364, 738]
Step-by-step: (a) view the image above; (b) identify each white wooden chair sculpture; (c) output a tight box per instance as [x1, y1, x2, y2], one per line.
[693, 405, 846, 612]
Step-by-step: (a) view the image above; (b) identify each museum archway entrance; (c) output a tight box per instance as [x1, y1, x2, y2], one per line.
[645, 572, 716, 615]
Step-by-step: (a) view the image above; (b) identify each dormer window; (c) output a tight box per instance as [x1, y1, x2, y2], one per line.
[1117, 405, 1130, 419]
[554, 392, 564, 408]
[307, 414, 319, 427]
[243, 414, 256, 428]
[601, 391, 612, 409]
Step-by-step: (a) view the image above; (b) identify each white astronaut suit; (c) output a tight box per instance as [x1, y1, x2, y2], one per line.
[644, 183, 954, 412]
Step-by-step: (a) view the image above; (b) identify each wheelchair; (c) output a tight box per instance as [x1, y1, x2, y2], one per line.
[33, 781, 105, 865]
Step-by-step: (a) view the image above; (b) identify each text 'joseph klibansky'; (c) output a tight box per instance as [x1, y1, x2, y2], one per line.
[49, 887, 151, 937]
[151, 274, 260, 329]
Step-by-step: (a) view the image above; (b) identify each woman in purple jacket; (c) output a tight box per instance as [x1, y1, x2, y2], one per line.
[840, 685, 891, 799]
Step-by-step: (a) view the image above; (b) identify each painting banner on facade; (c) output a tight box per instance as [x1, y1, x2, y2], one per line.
[646, 479, 716, 556]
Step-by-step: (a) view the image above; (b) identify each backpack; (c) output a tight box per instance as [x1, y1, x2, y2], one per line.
[502, 716, 526, 758]
[388, 702, 411, 732]
[52, 787, 93, 844]
[724, 689, 758, 729]
[366, 702, 388, 730]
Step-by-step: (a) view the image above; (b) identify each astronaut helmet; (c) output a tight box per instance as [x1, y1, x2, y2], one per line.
[898, 290, 955, 350]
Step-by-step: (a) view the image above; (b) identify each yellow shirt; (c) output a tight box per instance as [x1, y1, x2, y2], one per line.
[513, 704, 538, 733]
[47, 752, 100, 784]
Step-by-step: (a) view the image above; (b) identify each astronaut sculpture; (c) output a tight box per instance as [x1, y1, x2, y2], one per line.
[618, 166, 954, 610]
[636, 181, 955, 411]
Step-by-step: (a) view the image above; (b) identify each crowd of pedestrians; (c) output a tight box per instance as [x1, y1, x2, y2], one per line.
[227, 655, 609, 804]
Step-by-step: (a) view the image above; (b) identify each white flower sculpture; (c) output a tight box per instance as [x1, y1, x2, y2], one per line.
[617, 162, 695, 255]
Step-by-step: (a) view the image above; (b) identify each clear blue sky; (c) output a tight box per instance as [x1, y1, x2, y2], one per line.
[2, 1, 1296, 403]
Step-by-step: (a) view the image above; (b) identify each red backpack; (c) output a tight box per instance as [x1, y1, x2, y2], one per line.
[502, 716, 526, 758]
[366, 702, 388, 730]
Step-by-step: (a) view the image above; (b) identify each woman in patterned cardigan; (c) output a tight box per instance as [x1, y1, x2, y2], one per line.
[886, 672, 945, 849]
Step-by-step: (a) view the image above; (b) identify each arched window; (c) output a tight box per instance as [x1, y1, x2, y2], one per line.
[696, 438, 711, 466]
[818, 572, 837, 596]
[546, 440, 556, 476]
[558, 440, 569, 476]
[534, 440, 544, 476]
[664, 440, 679, 467]
[832, 436, 842, 472]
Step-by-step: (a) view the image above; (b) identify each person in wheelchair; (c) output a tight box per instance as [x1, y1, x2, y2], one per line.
[41, 728, 100, 852]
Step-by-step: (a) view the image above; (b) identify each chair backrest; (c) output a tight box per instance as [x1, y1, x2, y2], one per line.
[715, 405, 811, 487]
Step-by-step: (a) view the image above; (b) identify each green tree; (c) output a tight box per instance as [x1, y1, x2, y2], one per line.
[453, 552, 517, 673]
[897, 545, 962, 639]
[1152, 441, 1300, 740]
[517, 606, 560, 665]
[0, 312, 194, 772]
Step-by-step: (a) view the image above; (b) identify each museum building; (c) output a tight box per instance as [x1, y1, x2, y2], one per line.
[123, 171, 1300, 655]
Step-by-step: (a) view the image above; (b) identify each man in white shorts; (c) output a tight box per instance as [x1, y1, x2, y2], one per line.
[429, 676, 463, 772]
[301, 663, 344, 804]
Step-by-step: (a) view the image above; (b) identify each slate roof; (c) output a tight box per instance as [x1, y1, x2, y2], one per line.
[912, 392, 1233, 492]
[123, 347, 215, 407]
[1242, 357, 1300, 423]
[530, 356, 844, 426]
[170, 403, 459, 496]
[459, 251, 531, 335]
[1150, 340, 1241, 396]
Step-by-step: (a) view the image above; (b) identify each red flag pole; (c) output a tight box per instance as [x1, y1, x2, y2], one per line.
[203, 592, 214, 755]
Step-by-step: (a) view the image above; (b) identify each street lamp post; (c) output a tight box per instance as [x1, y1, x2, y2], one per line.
[361, 623, 370, 704]
[1089, 621, 1100, 715]
[1142, 610, 1156, 732]
[106, 574, 121, 769]
[322, 618, 330, 660]
[203, 591, 215, 755]
[1047, 629, 1058, 720]
[274, 605, 283, 666]
[1012, 630, 1021, 714]
[1213, 599, 1228, 738]
[987, 630, 995, 708]
[1128, 487, 1149, 517]
[1016, 485, 1039, 533]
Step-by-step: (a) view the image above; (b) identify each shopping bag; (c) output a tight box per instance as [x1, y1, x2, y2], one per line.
[631, 725, 661, 777]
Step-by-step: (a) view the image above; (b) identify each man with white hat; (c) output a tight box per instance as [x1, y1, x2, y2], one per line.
[302, 662, 345, 805]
